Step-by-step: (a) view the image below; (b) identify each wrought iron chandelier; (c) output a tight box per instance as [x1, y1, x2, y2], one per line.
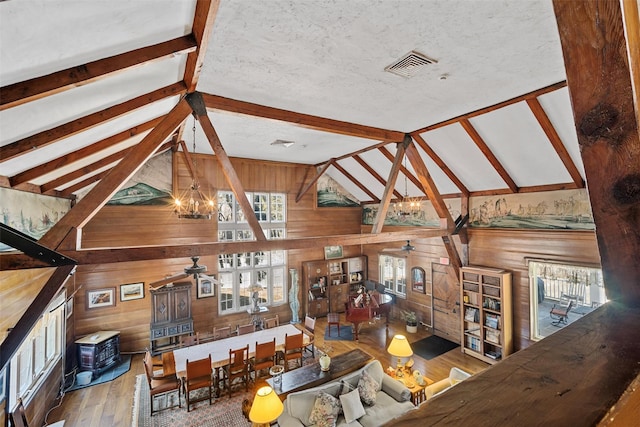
[174, 116, 215, 219]
[395, 156, 421, 216]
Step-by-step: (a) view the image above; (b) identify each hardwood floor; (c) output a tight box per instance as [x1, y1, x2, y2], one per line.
[46, 315, 489, 427]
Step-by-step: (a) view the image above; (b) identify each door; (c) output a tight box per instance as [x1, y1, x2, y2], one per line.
[432, 263, 461, 343]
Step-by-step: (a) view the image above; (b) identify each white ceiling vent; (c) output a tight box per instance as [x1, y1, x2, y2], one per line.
[385, 50, 438, 78]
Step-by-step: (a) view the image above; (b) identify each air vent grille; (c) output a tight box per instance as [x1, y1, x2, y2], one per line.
[385, 50, 437, 78]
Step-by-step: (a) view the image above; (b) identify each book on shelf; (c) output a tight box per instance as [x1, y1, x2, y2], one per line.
[485, 350, 502, 360]
[464, 307, 479, 322]
[485, 328, 500, 344]
[485, 313, 500, 329]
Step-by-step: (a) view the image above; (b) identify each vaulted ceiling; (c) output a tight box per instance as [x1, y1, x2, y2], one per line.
[0, 0, 584, 205]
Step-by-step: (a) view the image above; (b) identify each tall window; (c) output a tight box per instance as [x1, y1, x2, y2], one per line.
[379, 254, 406, 297]
[217, 191, 287, 314]
[9, 291, 65, 408]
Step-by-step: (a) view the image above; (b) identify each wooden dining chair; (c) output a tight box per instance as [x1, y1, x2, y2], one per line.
[262, 314, 280, 329]
[213, 325, 232, 340]
[237, 323, 256, 335]
[283, 332, 304, 371]
[180, 332, 200, 347]
[303, 315, 316, 357]
[222, 345, 250, 397]
[251, 338, 276, 380]
[142, 354, 182, 415]
[184, 355, 214, 411]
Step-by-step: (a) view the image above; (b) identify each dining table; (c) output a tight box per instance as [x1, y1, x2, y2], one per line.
[171, 323, 311, 381]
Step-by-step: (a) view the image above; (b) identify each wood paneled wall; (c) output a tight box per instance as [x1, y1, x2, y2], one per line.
[74, 156, 364, 352]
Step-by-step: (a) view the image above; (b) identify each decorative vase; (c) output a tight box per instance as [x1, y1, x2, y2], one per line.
[289, 268, 300, 323]
[319, 354, 331, 371]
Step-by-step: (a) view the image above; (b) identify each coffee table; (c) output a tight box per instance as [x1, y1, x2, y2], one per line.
[266, 348, 372, 398]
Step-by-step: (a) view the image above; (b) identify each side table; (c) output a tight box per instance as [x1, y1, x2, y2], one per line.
[386, 368, 433, 406]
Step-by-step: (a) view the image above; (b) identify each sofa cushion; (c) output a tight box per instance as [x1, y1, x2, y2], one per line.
[339, 389, 366, 423]
[287, 382, 342, 425]
[357, 391, 415, 427]
[309, 392, 341, 427]
[358, 371, 379, 405]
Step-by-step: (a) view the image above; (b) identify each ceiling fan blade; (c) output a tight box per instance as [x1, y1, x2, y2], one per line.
[149, 272, 189, 289]
[197, 272, 219, 284]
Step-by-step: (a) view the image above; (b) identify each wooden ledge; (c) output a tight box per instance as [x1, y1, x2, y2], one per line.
[388, 302, 640, 427]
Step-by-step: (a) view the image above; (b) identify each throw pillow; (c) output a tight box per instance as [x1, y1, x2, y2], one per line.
[358, 370, 379, 405]
[339, 388, 366, 423]
[309, 392, 340, 427]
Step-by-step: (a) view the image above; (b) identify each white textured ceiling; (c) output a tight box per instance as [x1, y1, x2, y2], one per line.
[0, 0, 581, 202]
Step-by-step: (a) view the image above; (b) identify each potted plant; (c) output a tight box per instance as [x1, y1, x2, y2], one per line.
[402, 310, 418, 333]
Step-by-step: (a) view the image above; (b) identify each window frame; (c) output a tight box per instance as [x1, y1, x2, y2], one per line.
[378, 254, 407, 298]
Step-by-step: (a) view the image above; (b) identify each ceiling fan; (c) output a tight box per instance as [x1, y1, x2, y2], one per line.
[149, 256, 216, 290]
[381, 240, 416, 253]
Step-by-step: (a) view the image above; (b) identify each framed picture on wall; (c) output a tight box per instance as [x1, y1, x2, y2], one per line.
[197, 274, 216, 299]
[86, 288, 115, 309]
[324, 245, 343, 260]
[120, 282, 145, 301]
[411, 267, 426, 293]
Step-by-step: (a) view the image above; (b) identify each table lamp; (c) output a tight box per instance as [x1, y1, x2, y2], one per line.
[387, 334, 413, 377]
[249, 386, 284, 427]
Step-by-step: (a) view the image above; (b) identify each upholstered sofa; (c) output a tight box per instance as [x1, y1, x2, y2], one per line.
[277, 360, 415, 427]
[424, 367, 471, 400]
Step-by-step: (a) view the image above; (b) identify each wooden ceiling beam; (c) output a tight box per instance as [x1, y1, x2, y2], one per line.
[184, 0, 220, 91]
[0, 229, 449, 269]
[0, 36, 196, 111]
[553, 0, 640, 304]
[411, 132, 470, 197]
[202, 93, 404, 142]
[40, 147, 132, 193]
[352, 154, 403, 200]
[39, 98, 193, 250]
[378, 145, 427, 196]
[0, 82, 187, 163]
[526, 97, 585, 188]
[295, 161, 333, 203]
[460, 118, 518, 193]
[331, 161, 380, 203]
[9, 118, 162, 187]
[371, 138, 407, 234]
[412, 81, 568, 134]
[187, 92, 266, 241]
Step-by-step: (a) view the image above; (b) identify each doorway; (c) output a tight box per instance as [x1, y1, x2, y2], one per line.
[431, 263, 461, 343]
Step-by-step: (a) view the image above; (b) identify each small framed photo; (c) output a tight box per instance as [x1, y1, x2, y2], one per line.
[86, 288, 115, 309]
[197, 275, 216, 299]
[324, 245, 343, 260]
[120, 282, 145, 302]
[66, 297, 73, 319]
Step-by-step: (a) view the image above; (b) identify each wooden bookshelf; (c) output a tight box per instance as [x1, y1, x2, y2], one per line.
[460, 266, 512, 364]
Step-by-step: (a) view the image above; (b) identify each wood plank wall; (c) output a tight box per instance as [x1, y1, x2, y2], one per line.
[74, 156, 364, 353]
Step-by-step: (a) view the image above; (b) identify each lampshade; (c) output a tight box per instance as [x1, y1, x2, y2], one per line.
[249, 386, 284, 424]
[387, 335, 413, 358]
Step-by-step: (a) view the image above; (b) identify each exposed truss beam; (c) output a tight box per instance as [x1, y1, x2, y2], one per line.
[332, 161, 380, 203]
[0, 82, 187, 163]
[411, 133, 470, 197]
[184, 0, 220, 91]
[377, 145, 426, 196]
[39, 98, 193, 250]
[9, 118, 162, 187]
[460, 118, 518, 193]
[0, 229, 449, 269]
[371, 138, 407, 234]
[553, 0, 640, 303]
[352, 154, 403, 200]
[526, 97, 585, 188]
[187, 92, 266, 241]
[296, 161, 333, 203]
[202, 93, 404, 142]
[0, 36, 196, 111]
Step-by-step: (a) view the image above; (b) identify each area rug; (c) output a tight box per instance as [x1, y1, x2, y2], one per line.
[66, 354, 132, 392]
[324, 324, 353, 341]
[132, 374, 252, 427]
[412, 335, 459, 360]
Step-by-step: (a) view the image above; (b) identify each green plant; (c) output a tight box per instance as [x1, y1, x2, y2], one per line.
[402, 310, 418, 325]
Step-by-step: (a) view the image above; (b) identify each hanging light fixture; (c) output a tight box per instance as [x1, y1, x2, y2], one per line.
[395, 156, 421, 217]
[174, 116, 215, 219]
